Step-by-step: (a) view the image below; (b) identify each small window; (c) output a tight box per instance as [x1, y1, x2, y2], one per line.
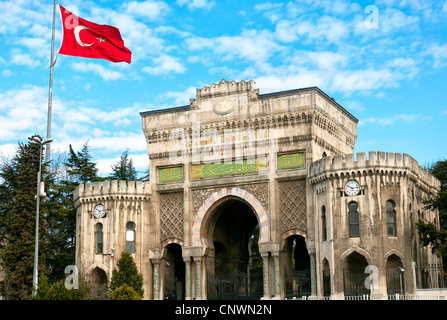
[126, 222, 136, 253]
[348, 201, 359, 238]
[95, 223, 103, 254]
[322, 205, 327, 241]
[386, 200, 397, 236]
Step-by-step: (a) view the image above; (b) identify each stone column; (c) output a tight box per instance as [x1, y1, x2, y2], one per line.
[272, 252, 281, 298]
[152, 260, 160, 300]
[194, 256, 202, 300]
[149, 249, 161, 300]
[261, 252, 270, 299]
[184, 258, 192, 300]
[309, 250, 317, 297]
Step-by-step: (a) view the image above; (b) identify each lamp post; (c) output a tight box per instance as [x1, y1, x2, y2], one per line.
[30, 136, 53, 295]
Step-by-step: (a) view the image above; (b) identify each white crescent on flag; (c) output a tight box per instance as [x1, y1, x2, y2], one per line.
[74, 25, 94, 47]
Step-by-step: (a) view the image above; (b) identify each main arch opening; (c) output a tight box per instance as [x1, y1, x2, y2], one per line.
[206, 198, 263, 300]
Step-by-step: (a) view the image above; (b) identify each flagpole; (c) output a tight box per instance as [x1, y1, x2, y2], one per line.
[45, 0, 57, 163]
[32, 0, 57, 295]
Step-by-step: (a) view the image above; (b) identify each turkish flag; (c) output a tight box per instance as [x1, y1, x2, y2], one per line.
[58, 5, 132, 63]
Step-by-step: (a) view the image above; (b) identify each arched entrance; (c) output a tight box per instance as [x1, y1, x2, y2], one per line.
[88, 267, 108, 299]
[343, 252, 370, 296]
[163, 243, 186, 300]
[206, 198, 264, 300]
[386, 254, 405, 296]
[284, 235, 311, 298]
[322, 258, 331, 297]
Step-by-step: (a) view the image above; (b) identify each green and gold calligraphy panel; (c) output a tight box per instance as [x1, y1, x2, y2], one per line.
[158, 166, 183, 184]
[277, 153, 305, 170]
[191, 158, 268, 180]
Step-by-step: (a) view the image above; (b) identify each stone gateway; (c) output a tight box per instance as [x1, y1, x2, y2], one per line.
[74, 79, 441, 300]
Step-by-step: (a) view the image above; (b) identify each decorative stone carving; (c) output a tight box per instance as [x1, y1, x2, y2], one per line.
[279, 179, 307, 234]
[192, 183, 269, 214]
[160, 192, 184, 242]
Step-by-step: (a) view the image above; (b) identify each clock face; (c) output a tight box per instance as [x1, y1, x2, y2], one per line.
[94, 204, 105, 218]
[345, 180, 360, 196]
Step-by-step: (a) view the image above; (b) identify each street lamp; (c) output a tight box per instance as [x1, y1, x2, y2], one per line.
[30, 136, 53, 295]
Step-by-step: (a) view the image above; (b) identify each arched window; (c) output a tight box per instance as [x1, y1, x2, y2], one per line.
[348, 201, 359, 238]
[126, 221, 136, 252]
[386, 200, 397, 236]
[322, 205, 327, 241]
[95, 223, 103, 254]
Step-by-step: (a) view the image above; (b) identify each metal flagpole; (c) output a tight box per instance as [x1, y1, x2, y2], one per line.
[45, 0, 57, 163]
[32, 0, 57, 295]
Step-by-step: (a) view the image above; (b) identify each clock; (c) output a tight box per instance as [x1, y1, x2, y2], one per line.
[345, 180, 360, 196]
[94, 204, 106, 218]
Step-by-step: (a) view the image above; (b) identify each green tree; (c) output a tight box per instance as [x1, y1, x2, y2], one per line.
[43, 141, 102, 281]
[109, 149, 137, 181]
[0, 154, 19, 253]
[44, 152, 77, 282]
[417, 159, 447, 264]
[65, 141, 102, 184]
[0, 137, 49, 299]
[33, 274, 91, 300]
[109, 284, 141, 300]
[110, 251, 144, 299]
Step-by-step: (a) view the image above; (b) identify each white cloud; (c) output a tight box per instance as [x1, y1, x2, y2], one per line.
[142, 54, 185, 76]
[331, 69, 398, 93]
[11, 49, 41, 67]
[163, 86, 197, 106]
[428, 42, 447, 68]
[380, 8, 420, 33]
[124, 1, 170, 21]
[275, 15, 350, 44]
[176, 0, 215, 10]
[0, 85, 49, 140]
[71, 62, 125, 81]
[359, 114, 431, 126]
[256, 72, 326, 94]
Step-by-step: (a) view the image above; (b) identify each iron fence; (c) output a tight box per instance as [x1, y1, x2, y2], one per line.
[415, 264, 447, 289]
[285, 267, 311, 299]
[343, 270, 370, 296]
[207, 269, 263, 300]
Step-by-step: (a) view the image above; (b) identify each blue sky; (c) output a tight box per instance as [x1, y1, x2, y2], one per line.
[0, 0, 446, 177]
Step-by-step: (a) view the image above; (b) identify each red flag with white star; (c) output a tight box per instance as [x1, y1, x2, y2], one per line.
[58, 5, 132, 63]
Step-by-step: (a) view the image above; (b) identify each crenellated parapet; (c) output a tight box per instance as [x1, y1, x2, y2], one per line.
[195, 79, 258, 100]
[73, 180, 151, 206]
[309, 151, 440, 192]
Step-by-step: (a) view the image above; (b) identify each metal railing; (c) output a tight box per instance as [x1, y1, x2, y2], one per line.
[415, 264, 447, 289]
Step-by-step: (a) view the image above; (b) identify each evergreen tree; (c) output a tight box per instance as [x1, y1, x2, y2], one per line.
[0, 155, 19, 252]
[109, 251, 144, 299]
[0, 137, 49, 299]
[45, 152, 77, 282]
[109, 149, 137, 181]
[65, 141, 102, 184]
[417, 159, 447, 265]
[44, 142, 102, 282]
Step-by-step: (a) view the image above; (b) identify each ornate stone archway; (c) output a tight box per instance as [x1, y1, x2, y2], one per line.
[192, 186, 270, 248]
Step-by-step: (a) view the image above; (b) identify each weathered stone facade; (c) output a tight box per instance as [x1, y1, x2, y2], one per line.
[74, 79, 441, 300]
